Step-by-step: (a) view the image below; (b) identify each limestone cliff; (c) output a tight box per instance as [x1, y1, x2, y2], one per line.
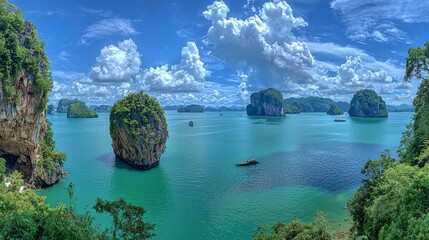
[246, 88, 285, 116]
[0, 6, 65, 187]
[110, 91, 169, 169]
[349, 89, 388, 118]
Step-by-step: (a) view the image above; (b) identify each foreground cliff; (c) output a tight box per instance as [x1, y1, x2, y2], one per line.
[349, 89, 388, 118]
[246, 88, 285, 116]
[0, 5, 65, 187]
[110, 91, 169, 169]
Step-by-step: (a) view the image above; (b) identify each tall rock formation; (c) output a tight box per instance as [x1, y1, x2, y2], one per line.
[246, 88, 285, 116]
[349, 89, 388, 118]
[0, 4, 65, 187]
[110, 91, 169, 169]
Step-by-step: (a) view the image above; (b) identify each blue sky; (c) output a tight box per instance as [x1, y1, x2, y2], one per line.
[10, 0, 429, 106]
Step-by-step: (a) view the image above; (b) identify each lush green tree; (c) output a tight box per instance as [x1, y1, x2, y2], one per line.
[400, 41, 429, 163]
[254, 212, 332, 240]
[94, 198, 155, 240]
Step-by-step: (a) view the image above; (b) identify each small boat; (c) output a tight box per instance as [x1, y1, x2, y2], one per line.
[235, 159, 259, 166]
[220, 113, 223, 116]
[334, 119, 346, 122]
[188, 121, 194, 127]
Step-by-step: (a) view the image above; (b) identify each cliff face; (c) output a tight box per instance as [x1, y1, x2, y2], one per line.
[0, 9, 65, 187]
[110, 91, 169, 169]
[349, 89, 388, 118]
[0, 72, 63, 187]
[246, 88, 285, 116]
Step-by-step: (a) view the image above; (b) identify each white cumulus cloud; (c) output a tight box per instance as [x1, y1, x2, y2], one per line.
[138, 42, 210, 92]
[90, 39, 141, 84]
[203, 0, 314, 88]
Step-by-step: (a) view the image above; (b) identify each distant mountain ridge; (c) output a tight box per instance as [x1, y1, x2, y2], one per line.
[284, 97, 350, 112]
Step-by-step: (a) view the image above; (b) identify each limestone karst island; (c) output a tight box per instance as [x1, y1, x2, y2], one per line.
[0, 0, 428, 239]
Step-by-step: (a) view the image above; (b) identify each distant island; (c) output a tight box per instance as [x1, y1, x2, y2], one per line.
[57, 99, 84, 113]
[246, 88, 285, 116]
[89, 105, 112, 113]
[47, 104, 55, 114]
[327, 104, 343, 115]
[205, 106, 246, 112]
[387, 104, 414, 112]
[177, 105, 205, 113]
[349, 89, 388, 118]
[284, 96, 350, 112]
[67, 103, 98, 118]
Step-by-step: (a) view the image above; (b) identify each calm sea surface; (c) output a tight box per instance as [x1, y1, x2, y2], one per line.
[42, 111, 412, 239]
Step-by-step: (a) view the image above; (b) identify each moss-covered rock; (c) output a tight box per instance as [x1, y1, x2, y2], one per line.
[110, 91, 169, 169]
[349, 89, 388, 118]
[246, 88, 285, 116]
[284, 104, 300, 114]
[0, 1, 65, 187]
[327, 104, 343, 115]
[67, 103, 98, 118]
[177, 104, 204, 113]
[57, 98, 84, 113]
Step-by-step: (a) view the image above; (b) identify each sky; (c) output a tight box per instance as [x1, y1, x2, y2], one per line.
[10, 0, 429, 107]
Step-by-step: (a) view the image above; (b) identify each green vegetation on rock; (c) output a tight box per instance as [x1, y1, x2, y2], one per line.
[348, 89, 388, 118]
[284, 103, 300, 114]
[326, 104, 343, 115]
[34, 119, 66, 186]
[177, 104, 205, 112]
[57, 98, 84, 113]
[0, 0, 52, 110]
[246, 88, 285, 116]
[67, 103, 98, 118]
[110, 91, 169, 169]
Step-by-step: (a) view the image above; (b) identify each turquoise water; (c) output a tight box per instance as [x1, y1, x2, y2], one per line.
[42, 111, 412, 239]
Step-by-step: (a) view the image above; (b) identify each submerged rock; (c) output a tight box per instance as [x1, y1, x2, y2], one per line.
[110, 91, 169, 169]
[246, 88, 285, 116]
[349, 89, 388, 118]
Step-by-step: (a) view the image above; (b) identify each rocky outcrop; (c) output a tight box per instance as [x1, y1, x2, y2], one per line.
[57, 99, 84, 113]
[110, 91, 169, 169]
[0, 9, 65, 188]
[246, 88, 285, 116]
[0, 72, 64, 187]
[349, 89, 388, 118]
[67, 103, 98, 118]
[327, 104, 343, 115]
[47, 104, 55, 114]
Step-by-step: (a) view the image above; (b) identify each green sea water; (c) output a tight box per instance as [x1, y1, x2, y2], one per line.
[42, 111, 412, 239]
